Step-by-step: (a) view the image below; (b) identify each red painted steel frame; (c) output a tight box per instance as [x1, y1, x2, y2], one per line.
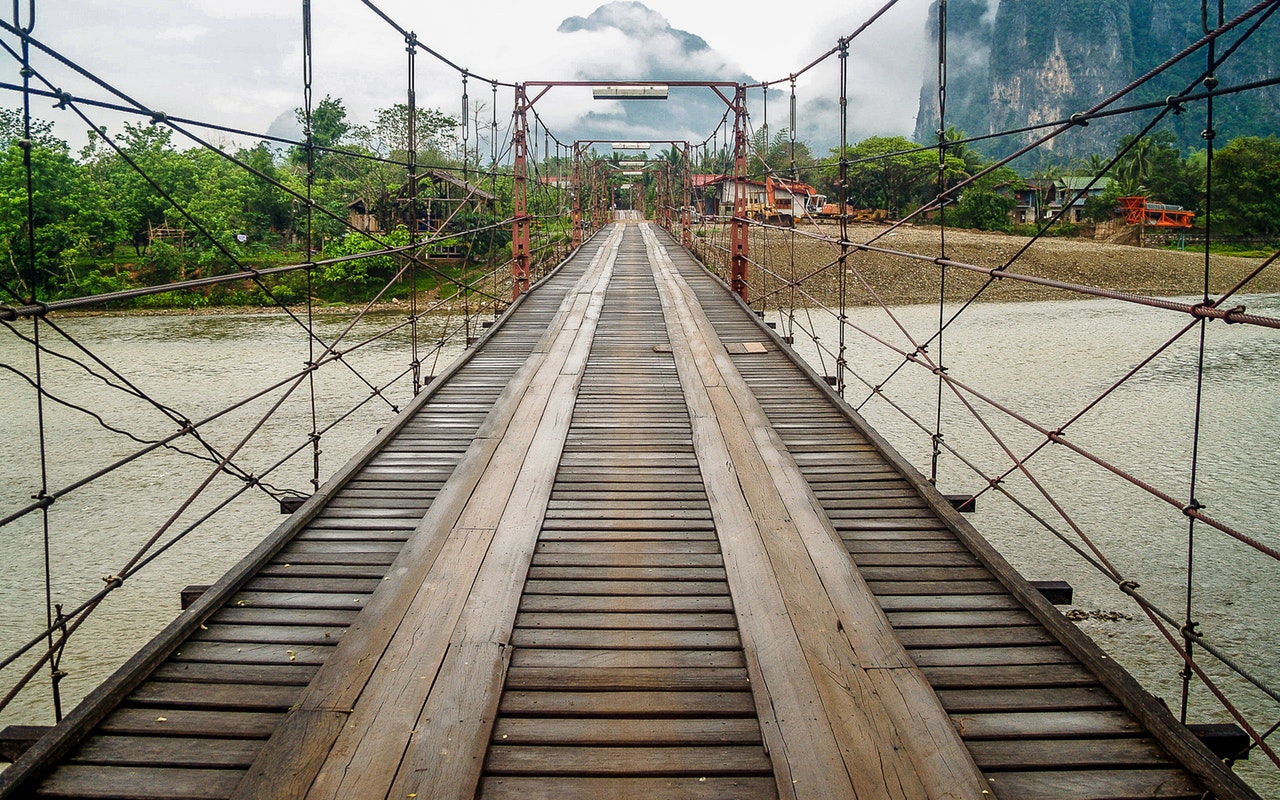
[510, 85, 532, 299]
[730, 85, 750, 301]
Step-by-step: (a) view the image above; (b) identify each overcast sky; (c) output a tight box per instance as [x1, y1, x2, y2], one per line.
[10, 0, 933, 155]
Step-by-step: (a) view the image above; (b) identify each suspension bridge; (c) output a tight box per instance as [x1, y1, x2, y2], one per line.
[3, 0, 1280, 798]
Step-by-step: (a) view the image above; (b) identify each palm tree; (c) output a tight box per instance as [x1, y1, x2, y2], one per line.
[1115, 136, 1154, 194]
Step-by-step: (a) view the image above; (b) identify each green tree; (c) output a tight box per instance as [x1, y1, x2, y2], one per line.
[0, 114, 86, 295]
[291, 95, 351, 179]
[1213, 136, 1280, 238]
[827, 136, 964, 217]
[952, 167, 1021, 231]
[1114, 131, 1202, 211]
[80, 122, 195, 255]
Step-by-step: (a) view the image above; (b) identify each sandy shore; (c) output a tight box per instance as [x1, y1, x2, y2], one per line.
[695, 222, 1277, 307]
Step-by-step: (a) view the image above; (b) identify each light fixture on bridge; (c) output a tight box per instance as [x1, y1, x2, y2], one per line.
[611, 142, 652, 150]
[593, 85, 668, 100]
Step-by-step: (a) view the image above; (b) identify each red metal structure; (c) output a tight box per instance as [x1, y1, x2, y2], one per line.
[728, 85, 750, 301]
[510, 85, 531, 299]
[1119, 195, 1195, 228]
[508, 81, 741, 297]
[681, 143, 693, 249]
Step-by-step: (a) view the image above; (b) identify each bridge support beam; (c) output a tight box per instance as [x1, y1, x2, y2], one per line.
[730, 84, 749, 302]
[571, 143, 583, 248]
[681, 143, 693, 249]
[510, 84, 531, 299]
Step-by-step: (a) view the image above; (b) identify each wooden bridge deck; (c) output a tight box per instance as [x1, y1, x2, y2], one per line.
[1, 223, 1256, 800]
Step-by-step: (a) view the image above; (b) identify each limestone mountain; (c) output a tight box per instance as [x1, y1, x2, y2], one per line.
[914, 0, 1280, 161]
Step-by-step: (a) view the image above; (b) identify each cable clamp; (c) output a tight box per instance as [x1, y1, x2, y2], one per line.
[1182, 499, 1205, 516]
[1118, 579, 1140, 595]
[53, 89, 72, 110]
[149, 110, 168, 125]
[1201, 128, 1216, 141]
[245, 474, 259, 487]
[1203, 74, 1219, 90]
[1179, 620, 1201, 639]
[1069, 112, 1089, 127]
[987, 476, 1003, 488]
[1047, 428, 1066, 443]
[102, 574, 124, 589]
[1165, 95, 1185, 115]
[30, 490, 53, 509]
[1222, 304, 1246, 323]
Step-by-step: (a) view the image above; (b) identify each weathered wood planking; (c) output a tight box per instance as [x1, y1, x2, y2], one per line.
[9, 235, 611, 800]
[479, 228, 775, 799]
[656, 223, 1258, 800]
[233, 226, 628, 800]
[645, 224, 988, 800]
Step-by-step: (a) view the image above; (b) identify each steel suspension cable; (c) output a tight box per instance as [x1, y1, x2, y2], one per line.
[11, 0, 63, 719]
[931, 0, 948, 487]
[302, 0, 322, 492]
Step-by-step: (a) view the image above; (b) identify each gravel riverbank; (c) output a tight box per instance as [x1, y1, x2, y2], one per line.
[694, 222, 1278, 307]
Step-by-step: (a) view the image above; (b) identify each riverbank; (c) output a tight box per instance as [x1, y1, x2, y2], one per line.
[51, 222, 1277, 317]
[721, 222, 1278, 307]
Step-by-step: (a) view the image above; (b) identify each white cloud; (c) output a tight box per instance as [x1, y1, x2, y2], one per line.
[9, 0, 931, 154]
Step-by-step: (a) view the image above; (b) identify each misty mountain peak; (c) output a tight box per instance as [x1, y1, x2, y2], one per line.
[558, 1, 712, 55]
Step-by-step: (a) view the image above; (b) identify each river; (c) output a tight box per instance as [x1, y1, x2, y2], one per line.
[2, 297, 1277, 791]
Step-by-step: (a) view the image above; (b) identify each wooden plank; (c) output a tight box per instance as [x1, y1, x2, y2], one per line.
[896, 626, 1055, 649]
[936, 687, 1119, 713]
[484, 745, 773, 775]
[950, 710, 1144, 739]
[987, 769, 1204, 800]
[149, 662, 318, 686]
[36, 765, 245, 799]
[504, 667, 751, 692]
[477, 775, 779, 800]
[531, 552, 723, 568]
[126, 680, 299, 712]
[522, 579, 729, 596]
[69, 736, 260, 769]
[490, 717, 762, 745]
[512, 629, 741, 650]
[169, 642, 331, 666]
[966, 737, 1174, 769]
[515, 612, 738, 630]
[98, 710, 279, 739]
[874, 589, 1016, 607]
[511, 648, 745, 670]
[190, 624, 344, 646]
[921, 663, 1099, 689]
[496, 686, 757, 716]
[518, 595, 734, 614]
[526, 566, 727, 581]
[908, 646, 1075, 667]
